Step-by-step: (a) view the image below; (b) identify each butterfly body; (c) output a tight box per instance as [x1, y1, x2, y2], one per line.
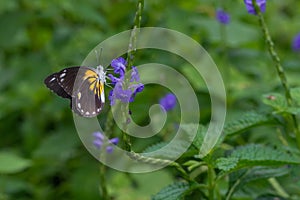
[44, 65, 106, 117]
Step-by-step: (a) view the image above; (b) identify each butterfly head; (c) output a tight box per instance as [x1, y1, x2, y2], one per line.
[95, 65, 106, 83]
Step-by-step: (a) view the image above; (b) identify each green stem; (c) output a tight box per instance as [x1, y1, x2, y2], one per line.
[252, 0, 300, 148]
[207, 165, 215, 200]
[99, 162, 108, 199]
[225, 169, 250, 200]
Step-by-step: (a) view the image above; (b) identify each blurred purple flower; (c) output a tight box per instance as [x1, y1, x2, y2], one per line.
[292, 33, 300, 51]
[216, 9, 230, 24]
[92, 131, 119, 153]
[159, 93, 177, 112]
[244, 0, 266, 15]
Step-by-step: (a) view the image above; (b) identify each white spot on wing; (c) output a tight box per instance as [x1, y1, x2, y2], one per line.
[86, 111, 90, 115]
[50, 77, 56, 82]
[77, 103, 81, 109]
[77, 92, 81, 100]
[60, 73, 66, 78]
[92, 111, 96, 115]
[60, 78, 64, 82]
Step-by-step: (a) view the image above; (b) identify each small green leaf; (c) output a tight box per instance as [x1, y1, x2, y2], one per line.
[0, 152, 32, 174]
[216, 157, 239, 171]
[152, 182, 190, 200]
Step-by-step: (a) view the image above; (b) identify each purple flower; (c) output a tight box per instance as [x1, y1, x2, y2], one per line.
[111, 57, 127, 76]
[129, 83, 144, 102]
[159, 93, 177, 112]
[108, 58, 144, 105]
[292, 33, 300, 52]
[216, 9, 230, 25]
[113, 81, 133, 103]
[244, 0, 266, 15]
[92, 131, 119, 153]
[130, 66, 140, 82]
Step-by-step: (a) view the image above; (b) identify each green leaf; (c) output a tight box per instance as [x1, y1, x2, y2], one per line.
[216, 144, 300, 172]
[224, 111, 275, 136]
[152, 182, 190, 200]
[227, 166, 290, 198]
[0, 152, 32, 174]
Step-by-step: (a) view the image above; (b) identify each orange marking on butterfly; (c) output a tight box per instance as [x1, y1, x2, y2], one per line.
[83, 70, 97, 81]
[84, 70, 104, 98]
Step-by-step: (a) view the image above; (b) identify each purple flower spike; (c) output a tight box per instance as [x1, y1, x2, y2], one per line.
[244, 0, 266, 15]
[216, 9, 230, 25]
[111, 57, 127, 76]
[159, 93, 177, 112]
[292, 33, 300, 52]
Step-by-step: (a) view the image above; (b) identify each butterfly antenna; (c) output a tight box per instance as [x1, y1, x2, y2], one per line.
[95, 48, 103, 66]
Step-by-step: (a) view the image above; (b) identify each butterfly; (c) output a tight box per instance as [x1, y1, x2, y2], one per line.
[44, 65, 106, 117]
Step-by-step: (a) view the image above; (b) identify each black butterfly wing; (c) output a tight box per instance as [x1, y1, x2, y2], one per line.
[72, 68, 105, 117]
[44, 73, 71, 99]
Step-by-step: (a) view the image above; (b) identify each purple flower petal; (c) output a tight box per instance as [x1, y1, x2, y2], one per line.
[106, 146, 114, 153]
[109, 137, 119, 145]
[93, 139, 103, 149]
[244, 0, 266, 15]
[216, 9, 230, 25]
[130, 66, 140, 82]
[108, 74, 120, 85]
[292, 33, 300, 52]
[111, 57, 127, 76]
[93, 132, 104, 140]
[159, 93, 177, 112]
[114, 81, 133, 103]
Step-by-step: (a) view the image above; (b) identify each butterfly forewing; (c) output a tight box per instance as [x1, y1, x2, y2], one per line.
[44, 66, 106, 117]
[44, 73, 71, 99]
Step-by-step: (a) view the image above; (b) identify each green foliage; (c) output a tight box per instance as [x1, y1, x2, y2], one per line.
[216, 144, 300, 172]
[151, 182, 190, 200]
[224, 111, 276, 136]
[1, 0, 300, 199]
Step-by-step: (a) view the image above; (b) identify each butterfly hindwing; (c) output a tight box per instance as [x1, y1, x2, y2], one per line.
[72, 76, 104, 117]
[44, 66, 106, 118]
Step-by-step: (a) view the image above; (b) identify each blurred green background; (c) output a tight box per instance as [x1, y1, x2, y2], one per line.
[0, 0, 299, 199]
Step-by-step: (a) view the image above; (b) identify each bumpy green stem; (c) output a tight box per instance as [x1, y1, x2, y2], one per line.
[252, 0, 300, 148]
[122, 0, 144, 151]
